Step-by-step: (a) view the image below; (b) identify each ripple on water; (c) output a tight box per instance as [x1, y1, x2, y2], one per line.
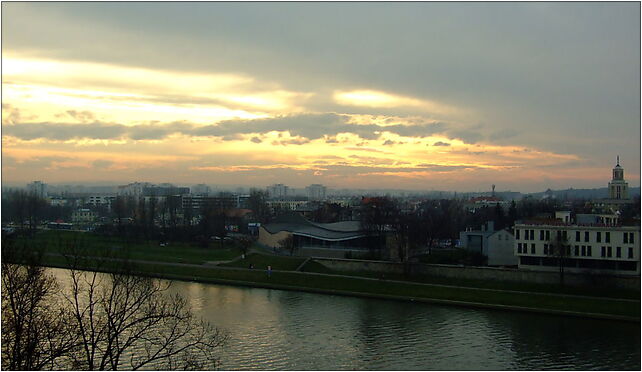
[48, 269, 641, 371]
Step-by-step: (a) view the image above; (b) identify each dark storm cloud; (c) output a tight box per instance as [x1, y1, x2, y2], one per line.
[432, 141, 451, 147]
[66, 110, 96, 123]
[3, 122, 126, 140]
[4, 114, 450, 142]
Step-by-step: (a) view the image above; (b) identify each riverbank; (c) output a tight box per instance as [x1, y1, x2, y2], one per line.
[8, 231, 639, 322]
[30, 252, 641, 323]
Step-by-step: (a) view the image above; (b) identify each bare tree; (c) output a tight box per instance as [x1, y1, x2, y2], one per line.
[64, 267, 226, 370]
[2, 241, 228, 370]
[235, 236, 254, 257]
[1, 246, 77, 370]
[547, 231, 570, 287]
[360, 197, 397, 259]
[278, 235, 296, 256]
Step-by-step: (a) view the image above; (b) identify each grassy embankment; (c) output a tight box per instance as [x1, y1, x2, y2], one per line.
[13, 230, 241, 264]
[10, 230, 641, 321]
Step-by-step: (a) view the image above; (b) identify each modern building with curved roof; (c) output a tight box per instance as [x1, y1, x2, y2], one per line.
[258, 213, 369, 258]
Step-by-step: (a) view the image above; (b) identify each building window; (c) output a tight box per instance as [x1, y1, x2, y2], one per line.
[563, 231, 567, 241]
[605, 232, 610, 243]
[596, 232, 601, 243]
[624, 233, 628, 244]
[516, 229, 520, 240]
[581, 246, 586, 256]
[574, 246, 579, 256]
[531, 244, 535, 254]
[545, 230, 550, 241]
[557, 231, 562, 241]
[607, 246, 612, 258]
[575, 231, 580, 242]
[601, 246, 606, 257]
[587, 246, 592, 256]
[498, 234, 502, 240]
[517, 243, 522, 253]
[616, 247, 621, 258]
[530, 230, 535, 240]
[566, 246, 571, 256]
[540, 230, 544, 241]
[628, 247, 634, 259]
[630, 233, 634, 244]
[584, 231, 589, 242]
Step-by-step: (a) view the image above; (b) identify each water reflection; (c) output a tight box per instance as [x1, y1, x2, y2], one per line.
[49, 269, 640, 370]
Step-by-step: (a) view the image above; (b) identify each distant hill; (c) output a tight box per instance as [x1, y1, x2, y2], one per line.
[527, 187, 640, 200]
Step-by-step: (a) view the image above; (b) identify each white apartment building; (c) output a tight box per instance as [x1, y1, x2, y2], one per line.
[266, 184, 289, 199]
[27, 181, 48, 198]
[266, 199, 308, 212]
[117, 182, 152, 197]
[514, 221, 640, 275]
[72, 209, 97, 224]
[306, 184, 327, 201]
[87, 195, 116, 207]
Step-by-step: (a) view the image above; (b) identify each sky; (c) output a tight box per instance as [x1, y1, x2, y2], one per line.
[2, 2, 640, 192]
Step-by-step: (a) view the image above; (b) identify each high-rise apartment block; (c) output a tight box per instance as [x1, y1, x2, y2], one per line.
[27, 181, 48, 198]
[306, 184, 327, 200]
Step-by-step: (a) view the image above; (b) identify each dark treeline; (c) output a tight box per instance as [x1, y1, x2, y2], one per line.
[3, 188, 639, 253]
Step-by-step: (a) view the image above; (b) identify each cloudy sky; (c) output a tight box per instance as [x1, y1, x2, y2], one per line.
[2, 2, 639, 192]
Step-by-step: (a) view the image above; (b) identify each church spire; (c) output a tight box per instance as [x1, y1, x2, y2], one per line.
[617, 155, 620, 166]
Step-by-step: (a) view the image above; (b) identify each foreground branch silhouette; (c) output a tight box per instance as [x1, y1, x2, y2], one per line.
[2, 240, 227, 370]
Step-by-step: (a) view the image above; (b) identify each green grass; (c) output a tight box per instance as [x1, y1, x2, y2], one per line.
[300, 260, 641, 300]
[14, 230, 242, 264]
[32, 254, 640, 320]
[7, 232, 639, 321]
[219, 253, 306, 271]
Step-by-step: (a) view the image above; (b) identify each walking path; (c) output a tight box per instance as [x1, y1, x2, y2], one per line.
[43, 252, 638, 304]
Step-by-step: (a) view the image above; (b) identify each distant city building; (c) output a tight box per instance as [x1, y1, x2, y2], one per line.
[72, 208, 97, 225]
[266, 199, 308, 213]
[267, 184, 289, 199]
[182, 195, 236, 212]
[306, 184, 327, 201]
[608, 156, 629, 200]
[464, 196, 509, 212]
[87, 195, 116, 208]
[235, 194, 251, 209]
[191, 184, 211, 196]
[143, 185, 190, 197]
[27, 181, 48, 198]
[118, 182, 152, 197]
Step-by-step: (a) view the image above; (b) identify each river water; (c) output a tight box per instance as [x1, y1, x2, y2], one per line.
[50, 269, 640, 370]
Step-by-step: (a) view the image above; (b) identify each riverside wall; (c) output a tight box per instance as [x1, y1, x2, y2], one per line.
[312, 257, 641, 290]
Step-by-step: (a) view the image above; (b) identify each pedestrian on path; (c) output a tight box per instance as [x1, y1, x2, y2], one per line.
[267, 265, 272, 278]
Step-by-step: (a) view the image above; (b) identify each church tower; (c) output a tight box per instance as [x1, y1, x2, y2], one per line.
[608, 156, 629, 200]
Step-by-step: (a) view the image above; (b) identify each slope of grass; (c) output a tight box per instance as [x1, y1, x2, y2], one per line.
[35, 254, 640, 320]
[15, 230, 242, 264]
[219, 253, 305, 271]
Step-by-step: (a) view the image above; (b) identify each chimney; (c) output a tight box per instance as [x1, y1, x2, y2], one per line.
[487, 221, 495, 232]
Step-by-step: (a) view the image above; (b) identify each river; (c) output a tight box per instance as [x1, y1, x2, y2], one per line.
[50, 268, 640, 370]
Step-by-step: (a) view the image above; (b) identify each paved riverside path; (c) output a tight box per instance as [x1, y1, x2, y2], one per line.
[42, 253, 639, 304]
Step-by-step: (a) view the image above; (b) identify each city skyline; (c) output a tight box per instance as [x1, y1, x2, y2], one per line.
[2, 2, 640, 192]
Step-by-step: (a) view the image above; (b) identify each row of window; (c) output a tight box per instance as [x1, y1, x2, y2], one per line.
[516, 229, 635, 244]
[517, 243, 635, 259]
